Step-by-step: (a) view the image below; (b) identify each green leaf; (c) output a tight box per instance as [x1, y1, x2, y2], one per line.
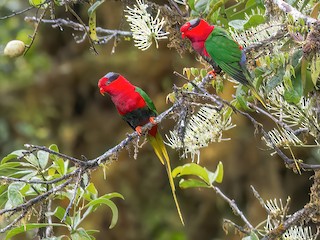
[266, 68, 285, 93]
[55, 158, 67, 176]
[179, 179, 210, 189]
[37, 150, 49, 170]
[24, 154, 39, 168]
[243, 15, 265, 29]
[209, 161, 223, 184]
[242, 231, 260, 240]
[187, 0, 195, 10]
[71, 228, 93, 240]
[0, 162, 24, 176]
[235, 87, 252, 111]
[5, 223, 66, 240]
[29, 0, 47, 8]
[1, 150, 27, 164]
[51, 206, 72, 226]
[228, 19, 247, 30]
[7, 182, 24, 207]
[19, 184, 30, 196]
[172, 163, 210, 185]
[1, 154, 16, 164]
[85, 198, 119, 229]
[101, 192, 124, 200]
[194, 0, 208, 13]
[49, 144, 60, 161]
[284, 89, 301, 104]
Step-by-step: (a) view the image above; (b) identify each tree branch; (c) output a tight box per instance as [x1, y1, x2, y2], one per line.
[267, 0, 317, 24]
[24, 17, 132, 42]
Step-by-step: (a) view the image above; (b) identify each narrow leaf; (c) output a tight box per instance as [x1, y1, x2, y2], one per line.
[88, 0, 105, 42]
[5, 223, 65, 239]
[85, 198, 119, 229]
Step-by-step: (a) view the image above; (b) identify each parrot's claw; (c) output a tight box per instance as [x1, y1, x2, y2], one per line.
[149, 117, 156, 125]
[135, 126, 142, 136]
[208, 70, 216, 78]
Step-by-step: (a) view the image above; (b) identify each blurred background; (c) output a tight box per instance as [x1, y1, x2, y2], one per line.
[0, 0, 315, 239]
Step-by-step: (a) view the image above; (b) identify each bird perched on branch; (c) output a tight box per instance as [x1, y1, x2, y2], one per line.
[180, 18, 266, 107]
[98, 72, 184, 225]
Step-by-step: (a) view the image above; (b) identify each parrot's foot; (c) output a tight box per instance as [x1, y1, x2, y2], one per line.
[135, 126, 142, 136]
[135, 117, 156, 136]
[208, 70, 216, 78]
[149, 117, 156, 125]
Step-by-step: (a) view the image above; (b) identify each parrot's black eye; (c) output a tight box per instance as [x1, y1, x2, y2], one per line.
[189, 18, 200, 29]
[105, 72, 120, 84]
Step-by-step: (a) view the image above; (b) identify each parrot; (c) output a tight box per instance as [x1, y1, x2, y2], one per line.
[180, 18, 266, 107]
[98, 72, 184, 225]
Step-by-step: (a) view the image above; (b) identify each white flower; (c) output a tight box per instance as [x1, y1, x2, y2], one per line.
[166, 105, 235, 163]
[125, 0, 169, 51]
[283, 226, 316, 240]
[265, 198, 285, 216]
[173, 0, 187, 5]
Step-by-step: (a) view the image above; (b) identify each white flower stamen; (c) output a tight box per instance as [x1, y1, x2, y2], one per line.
[166, 106, 235, 163]
[125, 0, 169, 51]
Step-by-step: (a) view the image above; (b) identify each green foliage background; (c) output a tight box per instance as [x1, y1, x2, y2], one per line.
[0, 0, 316, 239]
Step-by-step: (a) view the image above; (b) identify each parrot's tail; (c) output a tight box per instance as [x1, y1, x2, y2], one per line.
[250, 87, 267, 108]
[148, 132, 185, 226]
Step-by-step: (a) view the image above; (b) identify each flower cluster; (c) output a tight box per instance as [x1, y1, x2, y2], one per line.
[166, 105, 235, 163]
[260, 84, 320, 149]
[229, 19, 283, 48]
[125, 0, 169, 50]
[264, 198, 317, 240]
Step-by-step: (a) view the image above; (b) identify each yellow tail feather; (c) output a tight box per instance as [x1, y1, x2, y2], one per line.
[250, 87, 267, 108]
[148, 132, 185, 225]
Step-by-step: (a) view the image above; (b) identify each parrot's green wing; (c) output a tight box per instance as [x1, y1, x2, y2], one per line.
[135, 87, 158, 115]
[205, 26, 250, 86]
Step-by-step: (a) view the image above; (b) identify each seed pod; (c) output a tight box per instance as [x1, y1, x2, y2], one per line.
[4, 40, 26, 58]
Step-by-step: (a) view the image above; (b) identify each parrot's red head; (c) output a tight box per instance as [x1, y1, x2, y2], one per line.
[98, 72, 121, 96]
[98, 72, 135, 97]
[180, 18, 214, 57]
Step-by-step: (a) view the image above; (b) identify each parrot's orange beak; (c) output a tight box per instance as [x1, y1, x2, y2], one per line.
[180, 22, 190, 39]
[100, 88, 105, 96]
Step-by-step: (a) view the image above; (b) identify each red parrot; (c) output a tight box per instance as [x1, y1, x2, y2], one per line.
[180, 18, 266, 107]
[98, 72, 184, 225]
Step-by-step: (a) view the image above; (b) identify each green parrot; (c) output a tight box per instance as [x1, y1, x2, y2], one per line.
[180, 18, 266, 107]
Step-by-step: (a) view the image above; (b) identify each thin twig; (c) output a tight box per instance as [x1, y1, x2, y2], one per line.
[223, 219, 250, 234]
[24, 7, 47, 55]
[0, 209, 29, 233]
[0, 178, 73, 217]
[247, 103, 296, 133]
[250, 185, 268, 213]
[0, 170, 78, 185]
[62, 169, 83, 222]
[24, 17, 132, 36]
[0, 6, 35, 20]
[212, 186, 255, 231]
[25, 144, 86, 166]
[66, 5, 98, 54]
